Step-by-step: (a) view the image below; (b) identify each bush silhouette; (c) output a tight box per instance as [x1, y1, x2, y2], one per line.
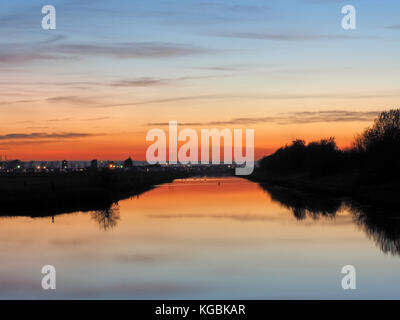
[259, 109, 400, 183]
[259, 137, 343, 176]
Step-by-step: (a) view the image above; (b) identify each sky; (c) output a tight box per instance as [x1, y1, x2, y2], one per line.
[0, 0, 399, 160]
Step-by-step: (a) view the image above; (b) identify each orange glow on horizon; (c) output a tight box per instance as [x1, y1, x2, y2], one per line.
[1, 121, 363, 161]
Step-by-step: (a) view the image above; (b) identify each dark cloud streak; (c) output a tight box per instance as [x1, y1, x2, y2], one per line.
[147, 110, 383, 126]
[214, 32, 379, 41]
[385, 24, 400, 30]
[0, 132, 101, 141]
[52, 42, 211, 59]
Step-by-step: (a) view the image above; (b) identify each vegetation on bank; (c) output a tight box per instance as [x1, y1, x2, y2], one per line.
[0, 165, 234, 216]
[254, 109, 400, 203]
[0, 169, 179, 216]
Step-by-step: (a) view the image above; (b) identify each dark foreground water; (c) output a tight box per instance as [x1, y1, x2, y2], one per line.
[1, 177, 400, 299]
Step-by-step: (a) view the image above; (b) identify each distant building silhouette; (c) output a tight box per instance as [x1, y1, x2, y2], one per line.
[90, 159, 98, 169]
[123, 157, 133, 168]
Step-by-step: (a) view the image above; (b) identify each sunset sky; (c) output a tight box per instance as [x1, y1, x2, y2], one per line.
[1, 0, 399, 160]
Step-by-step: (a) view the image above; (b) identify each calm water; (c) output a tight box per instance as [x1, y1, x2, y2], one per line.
[1, 177, 400, 299]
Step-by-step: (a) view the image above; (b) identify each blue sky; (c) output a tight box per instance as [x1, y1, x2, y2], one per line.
[2, 0, 400, 77]
[0, 0, 399, 159]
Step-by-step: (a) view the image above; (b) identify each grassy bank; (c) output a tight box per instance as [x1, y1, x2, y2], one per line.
[249, 168, 400, 206]
[0, 169, 189, 217]
[0, 165, 235, 217]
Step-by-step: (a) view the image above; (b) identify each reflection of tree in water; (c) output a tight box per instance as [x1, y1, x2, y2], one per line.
[259, 183, 341, 220]
[258, 182, 400, 256]
[91, 204, 120, 231]
[350, 204, 400, 256]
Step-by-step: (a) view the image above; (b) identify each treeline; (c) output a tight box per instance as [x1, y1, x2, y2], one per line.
[259, 109, 400, 185]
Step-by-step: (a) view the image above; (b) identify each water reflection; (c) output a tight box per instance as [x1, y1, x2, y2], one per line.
[258, 182, 400, 256]
[351, 205, 400, 256]
[260, 183, 341, 220]
[1, 177, 400, 299]
[91, 205, 120, 231]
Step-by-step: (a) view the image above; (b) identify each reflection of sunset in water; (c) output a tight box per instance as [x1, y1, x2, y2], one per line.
[0, 178, 400, 299]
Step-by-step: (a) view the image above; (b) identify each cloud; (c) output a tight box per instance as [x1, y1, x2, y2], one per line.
[0, 132, 100, 141]
[196, 64, 272, 72]
[43, 118, 73, 122]
[109, 75, 228, 88]
[52, 42, 210, 59]
[198, 66, 240, 71]
[6, 91, 394, 110]
[214, 32, 378, 41]
[0, 35, 68, 65]
[195, 2, 270, 14]
[0, 74, 227, 91]
[26, 126, 50, 130]
[385, 24, 400, 30]
[131, 92, 399, 107]
[0, 37, 211, 66]
[46, 95, 103, 107]
[19, 117, 110, 124]
[147, 110, 383, 126]
[109, 78, 169, 87]
[0, 99, 37, 106]
[83, 116, 110, 121]
[0, 52, 62, 65]
[305, 0, 349, 4]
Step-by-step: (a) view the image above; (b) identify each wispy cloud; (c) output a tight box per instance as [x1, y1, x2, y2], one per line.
[0, 99, 37, 106]
[52, 42, 211, 59]
[18, 117, 110, 124]
[109, 78, 169, 87]
[196, 64, 274, 72]
[213, 32, 379, 41]
[0, 35, 69, 66]
[147, 110, 383, 126]
[0, 52, 62, 65]
[0, 132, 100, 141]
[45, 95, 103, 107]
[195, 2, 270, 14]
[305, 0, 349, 4]
[4, 92, 396, 110]
[108, 75, 225, 87]
[0, 74, 227, 90]
[117, 94, 229, 106]
[130, 92, 399, 107]
[385, 24, 400, 30]
[0, 38, 212, 66]
[83, 117, 110, 121]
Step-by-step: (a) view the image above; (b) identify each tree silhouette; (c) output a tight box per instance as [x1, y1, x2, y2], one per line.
[352, 109, 400, 179]
[353, 109, 400, 154]
[258, 109, 400, 181]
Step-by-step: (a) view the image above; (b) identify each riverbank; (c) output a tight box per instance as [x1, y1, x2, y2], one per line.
[0, 168, 190, 217]
[249, 168, 400, 207]
[0, 165, 235, 217]
[0, 171, 168, 217]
